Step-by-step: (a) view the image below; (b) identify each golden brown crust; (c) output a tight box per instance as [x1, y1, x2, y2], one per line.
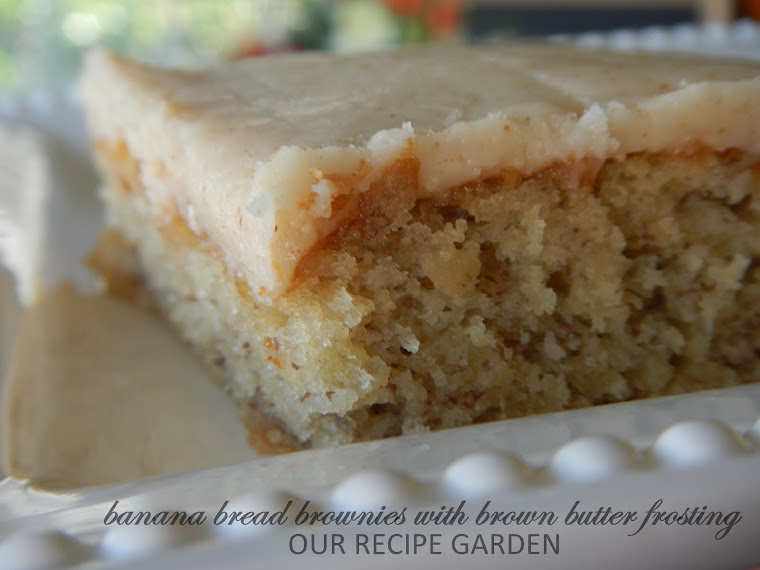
[241, 403, 302, 456]
[86, 228, 151, 306]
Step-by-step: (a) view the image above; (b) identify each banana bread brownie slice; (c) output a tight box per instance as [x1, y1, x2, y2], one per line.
[79, 43, 760, 446]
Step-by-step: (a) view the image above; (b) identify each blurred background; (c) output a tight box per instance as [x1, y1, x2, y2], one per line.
[0, 0, 759, 95]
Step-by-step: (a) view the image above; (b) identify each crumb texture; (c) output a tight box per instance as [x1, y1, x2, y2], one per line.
[96, 141, 760, 446]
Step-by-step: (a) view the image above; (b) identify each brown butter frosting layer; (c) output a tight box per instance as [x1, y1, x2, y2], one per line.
[78, 43, 760, 302]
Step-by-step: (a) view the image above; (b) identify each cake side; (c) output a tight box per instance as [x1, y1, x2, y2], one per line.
[78, 44, 760, 302]
[93, 141, 760, 446]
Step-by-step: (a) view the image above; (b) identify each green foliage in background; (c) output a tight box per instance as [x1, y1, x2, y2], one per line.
[1, 0, 311, 92]
[0, 0, 462, 94]
[0, 0, 460, 95]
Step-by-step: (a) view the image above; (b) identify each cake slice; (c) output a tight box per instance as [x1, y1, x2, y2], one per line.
[78, 43, 760, 447]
